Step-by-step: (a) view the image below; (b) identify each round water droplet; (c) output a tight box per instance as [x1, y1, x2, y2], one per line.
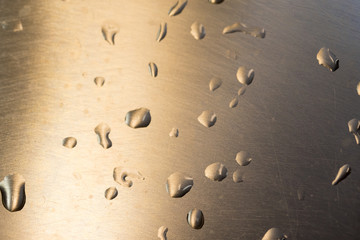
[101, 22, 119, 45]
[158, 226, 168, 240]
[316, 47, 339, 72]
[198, 110, 217, 128]
[209, 0, 224, 3]
[262, 228, 287, 240]
[236, 66, 254, 85]
[104, 187, 118, 200]
[94, 76, 105, 87]
[0, 174, 26, 212]
[166, 172, 193, 198]
[232, 169, 244, 183]
[94, 123, 112, 149]
[187, 208, 204, 229]
[332, 164, 351, 186]
[190, 21, 205, 40]
[229, 96, 239, 108]
[205, 162, 228, 181]
[113, 167, 145, 188]
[125, 107, 151, 128]
[63, 137, 77, 148]
[235, 151, 252, 166]
[209, 77, 222, 91]
[169, 128, 179, 137]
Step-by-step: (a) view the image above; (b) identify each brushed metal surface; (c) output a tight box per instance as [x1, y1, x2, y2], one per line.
[0, 0, 360, 239]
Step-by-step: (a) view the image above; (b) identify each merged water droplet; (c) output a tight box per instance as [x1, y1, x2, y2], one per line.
[0, 174, 26, 212]
[209, 77, 222, 91]
[62, 137, 77, 148]
[198, 110, 217, 128]
[316, 47, 339, 72]
[166, 172, 193, 198]
[94, 76, 105, 87]
[347, 118, 360, 145]
[104, 187, 118, 200]
[209, 0, 224, 3]
[238, 86, 247, 96]
[237, 66, 254, 85]
[190, 21, 205, 40]
[148, 62, 158, 77]
[113, 167, 145, 188]
[232, 169, 244, 183]
[205, 162, 228, 181]
[169, 128, 179, 137]
[156, 22, 167, 42]
[1, 19, 23, 32]
[235, 151, 252, 166]
[101, 22, 119, 45]
[125, 107, 151, 128]
[262, 228, 287, 240]
[168, 0, 188, 17]
[187, 208, 204, 229]
[94, 123, 112, 149]
[229, 96, 239, 108]
[332, 164, 351, 186]
[158, 226, 168, 240]
[223, 22, 265, 38]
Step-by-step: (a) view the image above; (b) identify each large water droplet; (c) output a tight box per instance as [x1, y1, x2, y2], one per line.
[148, 62, 158, 77]
[332, 164, 351, 186]
[166, 172, 193, 198]
[94, 123, 112, 149]
[205, 162, 228, 181]
[190, 21, 205, 40]
[209, 77, 222, 91]
[158, 226, 168, 240]
[237, 66, 254, 85]
[316, 47, 339, 72]
[198, 110, 217, 128]
[101, 22, 119, 45]
[125, 107, 151, 128]
[229, 96, 239, 108]
[0, 174, 26, 212]
[1, 19, 23, 32]
[209, 0, 224, 3]
[235, 151, 252, 166]
[156, 22, 167, 42]
[169, 128, 179, 137]
[104, 187, 118, 200]
[238, 86, 247, 96]
[94, 76, 105, 87]
[63, 137, 77, 148]
[113, 167, 145, 188]
[223, 23, 265, 38]
[187, 208, 204, 229]
[262, 228, 287, 240]
[168, 0, 188, 17]
[232, 169, 244, 183]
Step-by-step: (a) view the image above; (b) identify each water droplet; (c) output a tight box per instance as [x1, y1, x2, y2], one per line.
[166, 172, 193, 198]
[348, 118, 359, 133]
[94, 76, 105, 87]
[190, 21, 205, 40]
[0, 174, 26, 212]
[113, 167, 145, 188]
[237, 66, 254, 85]
[238, 86, 247, 96]
[209, 77, 222, 91]
[354, 134, 360, 145]
[357, 82, 360, 96]
[209, 0, 224, 3]
[235, 151, 252, 166]
[316, 47, 339, 72]
[125, 107, 151, 128]
[332, 164, 351, 186]
[205, 162, 228, 181]
[168, 0, 188, 17]
[148, 62, 158, 77]
[158, 226, 168, 240]
[223, 23, 265, 38]
[156, 22, 167, 42]
[169, 128, 179, 137]
[1, 19, 23, 32]
[297, 189, 305, 200]
[198, 110, 217, 128]
[232, 169, 244, 183]
[94, 123, 112, 149]
[104, 187, 118, 200]
[187, 208, 204, 229]
[101, 22, 119, 45]
[63, 137, 77, 148]
[229, 96, 239, 108]
[262, 228, 287, 240]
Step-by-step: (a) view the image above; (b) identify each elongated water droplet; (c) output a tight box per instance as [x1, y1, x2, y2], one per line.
[262, 228, 287, 240]
[297, 189, 305, 200]
[205, 162, 228, 181]
[190, 21, 205, 40]
[169, 128, 179, 137]
[148, 62, 158, 77]
[316, 47, 339, 72]
[235, 151, 252, 166]
[158, 226, 168, 240]
[156, 22, 167, 42]
[0, 174, 26, 212]
[209, 77, 222, 91]
[223, 22, 265, 38]
[238, 86, 247, 96]
[332, 164, 351, 186]
[209, 0, 224, 3]
[1, 19, 23, 32]
[232, 169, 244, 183]
[354, 134, 360, 145]
[94, 123, 112, 149]
[94, 76, 105, 87]
[166, 172, 193, 198]
[168, 0, 188, 17]
[63, 137, 77, 148]
[125, 107, 151, 128]
[229, 96, 239, 108]
[113, 167, 144, 188]
[237, 66, 254, 85]
[357, 82, 360, 96]
[198, 110, 217, 128]
[101, 22, 119, 45]
[104, 187, 118, 200]
[348, 118, 359, 133]
[187, 208, 204, 229]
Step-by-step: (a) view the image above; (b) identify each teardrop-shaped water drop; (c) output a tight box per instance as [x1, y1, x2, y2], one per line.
[205, 162, 228, 181]
[332, 164, 351, 186]
[0, 174, 26, 212]
[190, 21, 205, 40]
[166, 172, 193, 198]
[237, 66, 254, 85]
[209, 77, 222, 91]
[229, 96, 239, 108]
[125, 107, 151, 128]
[187, 208, 204, 229]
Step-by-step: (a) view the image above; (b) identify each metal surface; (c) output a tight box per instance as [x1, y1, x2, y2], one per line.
[0, 0, 360, 239]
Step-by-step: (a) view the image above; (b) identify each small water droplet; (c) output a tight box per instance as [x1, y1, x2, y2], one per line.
[347, 118, 360, 145]
[238, 86, 247, 96]
[316, 47, 339, 72]
[198, 110, 217, 128]
[297, 189, 305, 200]
[158, 226, 168, 240]
[101, 22, 119, 45]
[262, 228, 287, 240]
[0, 174, 26, 212]
[223, 23, 265, 38]
[1, 19, 23, 32]
[63, 137, 77, 148]
[209, 77, 222, 91]
[229, 96, 239, 108]
[156, 22, 167, 42]
[205, 162, 228, 181]
[148, 62, 158, 77]
[94, 76, 105, 87]
[332, 164, 351, 186]
[235, 151, 252, 166]
[232, 169, 244, 183]
[125, 107, 151, 128]
[357, 82, 360, 96]
[113, 167, 145, 187]
[168, 0, 188, 17]
[237, 66, 254, 85]
[190, 21, 205, 40]
[166, 172, 193, 198]
[187, 208, 204, 229]
[94, 123, 112, 149]
[104, 187, 118, 200]
[209, 0, 224, 3]
[169, 128, 179, 137]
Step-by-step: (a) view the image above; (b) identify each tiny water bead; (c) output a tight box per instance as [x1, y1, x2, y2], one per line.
[223, 22, 265, 38]
[205, 162, 228, 181]
[148, 62, 158, 77]
[232, 169, 244, 183]
[187, 208, 204, 229]
[237, 66, 254, 85]
[62, 137, 77, 148]
[94, 76, 105, 87]
[262, 228, 287, 240]
[229, 96, 239, 108]
[332, 164, 351, 186]
[94, 123, 112, 149]
[316, 47, 339, 72]
[113, 167, 145, 187]
[238, 86, 247, 96]
[158, 226, 168, 240]
[101, 22, 119, 45]
[168, 0, 188, 17]
[235, 151, 252, 166]
[166, 172, 193, 198]
[0, 174, 26, 212]
[125, 107, 151, 128]
[198, 110, 217, 128]
[190, 21, 205, 40]
[169, 128, 179, 137]
[156, 22, 167, 42]
[209, 77, 222, 91]
[104, 187, 118, 200]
